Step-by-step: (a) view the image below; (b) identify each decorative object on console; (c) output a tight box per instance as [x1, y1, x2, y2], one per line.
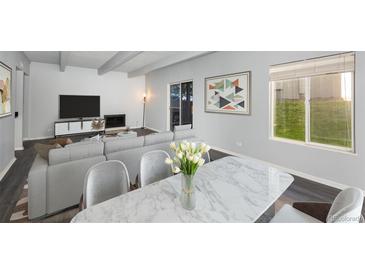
[0, 61, 12, 118]
[166, 141, 211, 210]
[205, 71, 251, 115]
[91, 118, 105, 130]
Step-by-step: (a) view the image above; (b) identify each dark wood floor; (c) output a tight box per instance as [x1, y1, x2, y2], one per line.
[1, 130, 364, 222]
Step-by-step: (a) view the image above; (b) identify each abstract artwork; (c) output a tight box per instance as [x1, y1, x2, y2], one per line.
[205, 71, 250, 115]
[0, 62, 12, 118]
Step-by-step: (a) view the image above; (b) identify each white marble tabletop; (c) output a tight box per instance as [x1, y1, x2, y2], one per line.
[71, 156, 294, 223]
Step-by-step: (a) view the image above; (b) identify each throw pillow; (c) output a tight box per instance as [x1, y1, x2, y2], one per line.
[49, 137, 72, 147]
[34, 143, 62, 161]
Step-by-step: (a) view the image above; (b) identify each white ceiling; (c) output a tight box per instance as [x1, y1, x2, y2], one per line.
[67, 51, 118, 69]
[23, 51, 212, 77]
[24, 51, 60, 64]
[115, 51, 180, 72]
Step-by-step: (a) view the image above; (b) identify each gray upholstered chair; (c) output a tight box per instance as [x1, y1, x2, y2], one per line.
[270, 187, 364, 223]
[83, 160, 130, 208]
[140, 150, 173, 188]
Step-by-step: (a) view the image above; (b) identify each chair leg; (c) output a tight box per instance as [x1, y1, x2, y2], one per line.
[79, 194, 85, 211]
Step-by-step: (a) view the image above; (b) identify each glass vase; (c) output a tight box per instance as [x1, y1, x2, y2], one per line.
[180, 174, 196, 210]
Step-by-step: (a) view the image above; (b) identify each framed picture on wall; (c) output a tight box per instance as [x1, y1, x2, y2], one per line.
[205, 71, 251, 115]
[0, 61, 12, 118]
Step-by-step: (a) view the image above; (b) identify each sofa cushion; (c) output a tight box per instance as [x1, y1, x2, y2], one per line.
[104, 136, 144, 154]
[48, 142, 104, 166]
[144, 131, 173, 146]
[173, 129, 196, 141]
[106, 148, 144, 185]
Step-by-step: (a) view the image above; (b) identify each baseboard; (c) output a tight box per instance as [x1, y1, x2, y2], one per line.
[15, 146, 24, 151]
[0, 157, 16, 182]
[211, 146, 361, 193]
[23, 135, 54, 141]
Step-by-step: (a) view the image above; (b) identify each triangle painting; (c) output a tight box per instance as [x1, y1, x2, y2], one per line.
[223, 105, 237, 110]
[209, 80, 224, 91]
[235, 86, 244, 94]
[226, 79, 232, 88]
[219, 96, 231, 108]
[233, 95, 243, 102]
[237, 101, 245, 108]
[232, 79, 239, 87]
[205, 72, 249, 114]
[226, 93, 235, 101]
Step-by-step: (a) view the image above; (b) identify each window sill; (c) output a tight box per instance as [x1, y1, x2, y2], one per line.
[269, 137, 357, 156]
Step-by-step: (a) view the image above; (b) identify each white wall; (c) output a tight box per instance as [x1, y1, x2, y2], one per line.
[0, 51, 30, 179]
[14, 70, 24, 150]
[28, 62, 145, 138]
[145, 51, 365, 190]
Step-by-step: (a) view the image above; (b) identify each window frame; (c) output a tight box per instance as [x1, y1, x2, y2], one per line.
[269, 54, 356, 154]
[166, 79, 194, 131]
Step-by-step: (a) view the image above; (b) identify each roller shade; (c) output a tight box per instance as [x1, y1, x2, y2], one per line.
[270, 52, 355, 81]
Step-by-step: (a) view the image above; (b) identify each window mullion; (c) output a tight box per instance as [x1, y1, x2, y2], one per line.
[305, 77, 311, 144]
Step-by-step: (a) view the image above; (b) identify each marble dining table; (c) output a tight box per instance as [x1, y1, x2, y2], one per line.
[71, 156, 294, 223]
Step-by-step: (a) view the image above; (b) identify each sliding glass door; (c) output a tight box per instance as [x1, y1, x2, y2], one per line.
[169, 81, 193, 131]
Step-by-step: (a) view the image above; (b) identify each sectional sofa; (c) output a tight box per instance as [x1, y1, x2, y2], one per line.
[28, 129, 198, 220]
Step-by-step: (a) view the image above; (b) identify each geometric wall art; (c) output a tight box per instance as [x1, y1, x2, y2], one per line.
[205, 71, 250, 115]
[0, 61, 12, 118]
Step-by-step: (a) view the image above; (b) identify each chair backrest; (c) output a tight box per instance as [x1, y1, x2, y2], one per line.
[326, 187, 364, 223]
[203, 150, 210, 164]
[140, 150, 173, 187]
[83, 160, 130, 208]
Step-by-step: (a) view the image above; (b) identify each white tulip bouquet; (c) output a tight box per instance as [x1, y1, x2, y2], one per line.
[165, 140, 211, 175]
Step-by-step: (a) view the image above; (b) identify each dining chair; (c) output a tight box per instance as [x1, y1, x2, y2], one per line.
[270, 187, 364, 223]
[140, 150, 173, 187]
[83, 160, 130, 209]
[203, 150, 211, 164]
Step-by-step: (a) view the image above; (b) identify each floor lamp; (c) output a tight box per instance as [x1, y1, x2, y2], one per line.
[142, 94, 146, 129]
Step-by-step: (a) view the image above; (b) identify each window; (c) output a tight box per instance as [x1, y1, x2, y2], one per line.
[168, 81, 193, 131]
[270, 52, 354, 151]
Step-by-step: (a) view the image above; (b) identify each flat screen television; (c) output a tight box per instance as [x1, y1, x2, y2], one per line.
[59, 95, 100, 119]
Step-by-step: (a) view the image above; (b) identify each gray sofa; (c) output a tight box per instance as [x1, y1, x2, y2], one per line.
[105, 130, 198, 185]
[28, 142, 106, 219]
[27, 128, 198, 220]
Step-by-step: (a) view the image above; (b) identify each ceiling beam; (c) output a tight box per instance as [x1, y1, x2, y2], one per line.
[128, 51, 213, 78]
[59, 51, 70, 72]
[98, 51, 143, 75]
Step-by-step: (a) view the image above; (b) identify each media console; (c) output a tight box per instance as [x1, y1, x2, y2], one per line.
[54, 118, 105, 137]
